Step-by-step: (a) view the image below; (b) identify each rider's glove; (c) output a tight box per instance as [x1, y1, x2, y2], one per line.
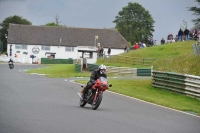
[90, 80, 96, 84]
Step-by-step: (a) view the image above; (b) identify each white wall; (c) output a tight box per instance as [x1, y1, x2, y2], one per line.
[6, 44, 124, 64]
[103, 48, 125, 56]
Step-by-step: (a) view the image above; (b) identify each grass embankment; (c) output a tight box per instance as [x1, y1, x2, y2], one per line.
[26, 40, 200, 115]
[97, 40, 200, 76]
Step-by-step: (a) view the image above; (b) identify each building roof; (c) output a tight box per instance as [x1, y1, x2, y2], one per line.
[8, 24, 128, 49]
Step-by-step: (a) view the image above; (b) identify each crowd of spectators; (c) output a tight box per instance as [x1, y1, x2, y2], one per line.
[160, 28, 200, 45]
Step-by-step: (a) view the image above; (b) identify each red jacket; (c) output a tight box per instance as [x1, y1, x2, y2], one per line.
[134, 44, 140, 50]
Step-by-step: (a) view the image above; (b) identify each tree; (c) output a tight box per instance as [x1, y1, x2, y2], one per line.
[44, 22, 60, 26]
[0, 15, 32, 52]
[188, 0, 200, 25]
[113, 2, 155, 45]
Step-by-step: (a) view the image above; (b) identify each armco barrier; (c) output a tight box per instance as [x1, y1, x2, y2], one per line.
[137, 68, 152, 76]
[152, 71, 200, 98]
[75, 64, 82, 72]
[192, 43, 200, 55]
[87, 64, 99, 71]
[88, 65, 152, 76]
[41, 58, 73, 64]
[106, 66, 137, 76]
[76, 63, 152, 76]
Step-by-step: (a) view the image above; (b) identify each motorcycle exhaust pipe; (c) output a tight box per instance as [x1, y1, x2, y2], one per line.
[77, 92, 83, 100]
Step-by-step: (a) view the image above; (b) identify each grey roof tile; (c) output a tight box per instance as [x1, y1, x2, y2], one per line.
[8, 24, 128, 49]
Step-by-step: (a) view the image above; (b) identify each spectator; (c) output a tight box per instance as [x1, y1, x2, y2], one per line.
[133, 43, 140, 50]
[140, 42, 146, 48]
[175, 35, 178, 42]
[193, 29, 198, 40]
[107, 46, 111, 57]
[97, 46, 101, 58]
[178, 29, 183, 41]
[100, 46, 104, 57]
[124, 46, 127, 53]
[15, 53, 18, 58]
[184, 28, 190, 41]
[194, 29, 197, 36]
[143, 42, 146, 47]
[154, 40, 157, 45]
[198, 31, 200, 43]
[161, 38, 165, 44]
[139, 42, 144, 48]
[139, 42, 143, 48]
[151, 38, 154, 46]
[172, 38, 175, 43]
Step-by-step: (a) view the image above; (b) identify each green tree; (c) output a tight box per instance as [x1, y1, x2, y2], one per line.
[113, 2, 155, 45]
[44, 22, 60, 26]
[188, 0, 200, 25]
[0, 15, 32, 52]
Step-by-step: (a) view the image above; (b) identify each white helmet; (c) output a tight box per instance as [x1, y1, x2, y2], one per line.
[98, 64, 106, 74]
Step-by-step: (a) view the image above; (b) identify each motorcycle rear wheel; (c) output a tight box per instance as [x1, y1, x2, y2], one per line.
[92, 94, 103, 110]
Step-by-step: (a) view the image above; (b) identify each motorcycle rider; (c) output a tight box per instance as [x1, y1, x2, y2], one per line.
[8, 59, 14, 67]
[82, 64, 107, 99]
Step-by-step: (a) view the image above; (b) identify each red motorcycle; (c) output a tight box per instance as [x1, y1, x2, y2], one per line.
[77, 77, 112, 110]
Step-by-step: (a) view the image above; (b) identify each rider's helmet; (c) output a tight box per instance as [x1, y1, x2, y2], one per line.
[98, 64, 106, 74]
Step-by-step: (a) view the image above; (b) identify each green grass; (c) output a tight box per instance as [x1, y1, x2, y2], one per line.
[26, 64, 91, 78]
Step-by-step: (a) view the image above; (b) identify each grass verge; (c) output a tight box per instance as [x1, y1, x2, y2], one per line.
[26, 64, 91, 78]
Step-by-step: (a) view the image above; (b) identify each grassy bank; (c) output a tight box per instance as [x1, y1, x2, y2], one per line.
[97, 40, 200, 76]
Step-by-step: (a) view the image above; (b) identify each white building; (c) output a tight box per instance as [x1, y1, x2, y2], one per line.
[7, 24, 128, 64]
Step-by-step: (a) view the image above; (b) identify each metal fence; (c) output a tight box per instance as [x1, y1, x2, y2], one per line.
[152, 71, 200, 98]
[82, 64, 152, 76]
[192, 43, 200, 55]
[41, 58, 73, 64]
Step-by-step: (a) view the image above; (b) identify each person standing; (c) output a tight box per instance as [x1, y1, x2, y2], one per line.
[178, 29, 183, 41]
[124, 46, 127, 52]
[100, 46, 104, 57]
[184, 28, 190, 41]
[107, 46, 111, 57]
[161, 38, 165, 44]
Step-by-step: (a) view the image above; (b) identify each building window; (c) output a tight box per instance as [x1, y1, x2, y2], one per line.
[42, 45, 50, 51]
[65, 47, 74, 52]
[15, 45, 27, 49]
[84, 52, 93, 59]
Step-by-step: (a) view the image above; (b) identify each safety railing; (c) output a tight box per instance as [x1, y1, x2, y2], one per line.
[152, 71, 200, 98]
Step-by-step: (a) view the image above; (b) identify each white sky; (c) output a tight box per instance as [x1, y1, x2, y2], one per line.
[0, 0, 198, 44]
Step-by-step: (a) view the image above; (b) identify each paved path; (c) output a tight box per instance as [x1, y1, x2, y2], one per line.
[0, 64, 199, 133]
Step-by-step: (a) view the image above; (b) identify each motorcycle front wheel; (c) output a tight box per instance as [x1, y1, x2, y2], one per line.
[92, 94, 103, 110]
[79, 94, 87, 107]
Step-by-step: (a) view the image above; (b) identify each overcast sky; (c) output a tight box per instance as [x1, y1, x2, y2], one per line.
[0, 0, 198, 44]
